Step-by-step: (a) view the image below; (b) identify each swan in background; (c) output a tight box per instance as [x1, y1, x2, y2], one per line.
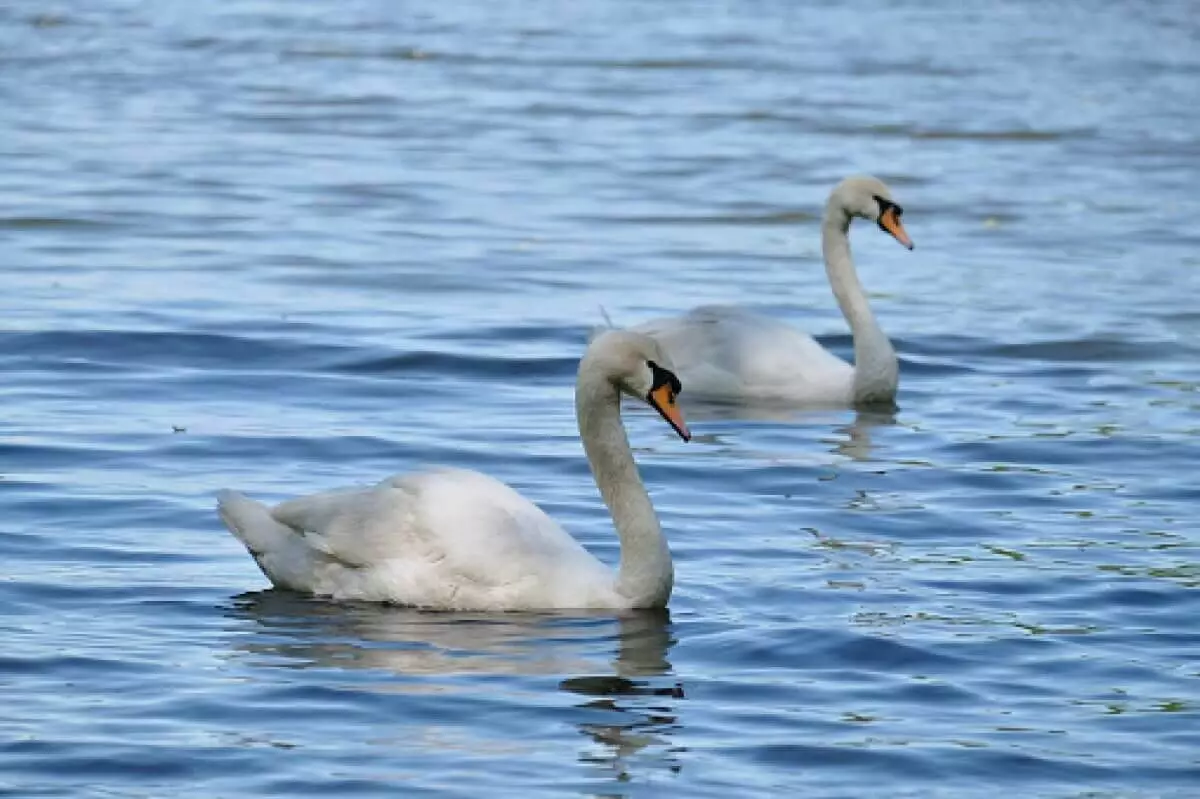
[634, 175, 914, 407]
[217, 330, 691, 611]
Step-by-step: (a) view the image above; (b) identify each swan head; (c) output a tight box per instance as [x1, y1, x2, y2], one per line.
[583, 330, 691, 442]
[830, 175, 914, 250]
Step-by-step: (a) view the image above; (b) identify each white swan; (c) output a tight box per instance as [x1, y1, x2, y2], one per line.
[633, 175, 914, 407]
[216, 330, 691, 611]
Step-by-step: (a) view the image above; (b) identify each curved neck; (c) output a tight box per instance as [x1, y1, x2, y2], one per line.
[575, 372, 673, 608]
[821, 207, 898, 403]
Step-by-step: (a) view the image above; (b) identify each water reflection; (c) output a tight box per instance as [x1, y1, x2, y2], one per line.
[686, 400, 898, 463]
[680, 396, 820, 424]
[225, 593, 684, 776]
[228, 591, 597, 676]
[558, 609, 685, 778]
[829, 409, 898, 461]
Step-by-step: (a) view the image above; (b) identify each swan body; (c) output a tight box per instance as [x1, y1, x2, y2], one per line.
[635, 305, 856, 406]
[634, 176, 914, 407]
[217, 330, 690, 611]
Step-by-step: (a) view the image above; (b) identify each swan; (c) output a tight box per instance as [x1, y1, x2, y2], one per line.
[633, 175, 914, 407]
[216, 330, 691, 611]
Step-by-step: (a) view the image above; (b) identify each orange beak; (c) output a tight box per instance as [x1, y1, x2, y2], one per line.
[879, 206, 914, 250]
[648, 384, 690, 442]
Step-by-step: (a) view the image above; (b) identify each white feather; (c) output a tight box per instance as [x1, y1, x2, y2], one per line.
[634, 176, 911, 407]
[217, 330, 688, 611]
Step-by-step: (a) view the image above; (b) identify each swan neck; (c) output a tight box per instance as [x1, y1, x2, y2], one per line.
[575, 371, 673, 608]
[821, 207, 898, 403]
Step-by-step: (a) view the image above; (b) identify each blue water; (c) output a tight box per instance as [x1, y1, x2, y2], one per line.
[3, 1, 1199, 796]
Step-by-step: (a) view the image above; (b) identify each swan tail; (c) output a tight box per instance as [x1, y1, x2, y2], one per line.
[587, 305, 618, 343]
[216, 489, 294, 557]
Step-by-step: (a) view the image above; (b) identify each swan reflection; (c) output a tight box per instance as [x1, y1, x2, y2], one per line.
[684, 399, 897, 463]
[557, 608, 685, 777]
[225, 594, 684, 775]
[829, 408, 898, 461]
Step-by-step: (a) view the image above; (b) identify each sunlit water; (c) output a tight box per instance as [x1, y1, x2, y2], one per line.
[2, 1, 1198, 796]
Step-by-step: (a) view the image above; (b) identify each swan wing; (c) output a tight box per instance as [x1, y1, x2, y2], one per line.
[255, 467, 612, 607]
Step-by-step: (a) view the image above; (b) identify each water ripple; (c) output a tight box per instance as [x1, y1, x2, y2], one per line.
[3, 1, 1199, 797]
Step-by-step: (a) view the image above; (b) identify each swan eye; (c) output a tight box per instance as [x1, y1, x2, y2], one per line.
[645, 360, 690, 441]
[647, 360, 682, 399]
[873, 195, 913, 249]
[873, 194, 903, 218]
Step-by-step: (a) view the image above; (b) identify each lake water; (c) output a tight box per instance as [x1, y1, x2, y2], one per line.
[2, 1, 1198, 796]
